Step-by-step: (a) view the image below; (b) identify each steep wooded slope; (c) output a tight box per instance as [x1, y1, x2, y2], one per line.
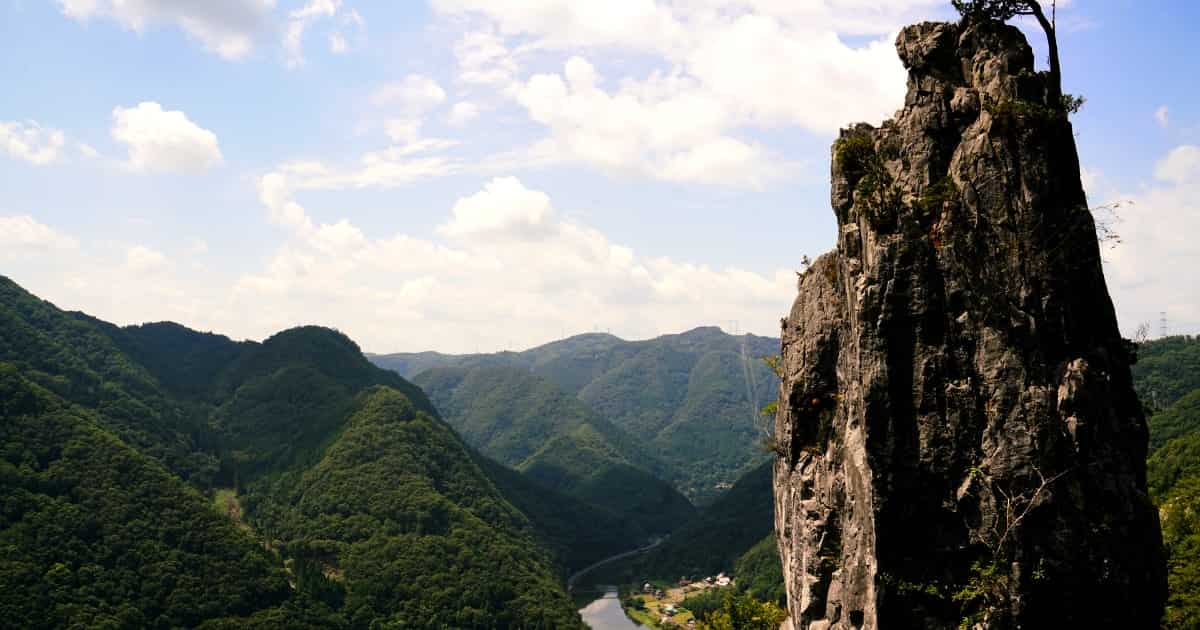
[415, 365, 694, 533]
[0, 275, 584, 628]
[374, 327, 779, 502]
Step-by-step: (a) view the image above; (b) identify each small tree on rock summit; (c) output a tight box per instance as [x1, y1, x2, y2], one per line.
[952, 0, 1062, 103]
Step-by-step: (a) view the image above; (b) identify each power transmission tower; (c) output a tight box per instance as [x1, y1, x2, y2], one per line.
[1160, 312, 1169, 339]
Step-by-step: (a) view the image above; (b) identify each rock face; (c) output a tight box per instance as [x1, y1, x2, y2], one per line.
[773, 20, 1165, 629]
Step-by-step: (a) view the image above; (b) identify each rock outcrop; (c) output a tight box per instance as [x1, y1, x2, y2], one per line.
[773, 20, 1165, 629]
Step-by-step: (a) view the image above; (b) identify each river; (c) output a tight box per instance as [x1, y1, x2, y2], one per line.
[578, 587, 643, 630]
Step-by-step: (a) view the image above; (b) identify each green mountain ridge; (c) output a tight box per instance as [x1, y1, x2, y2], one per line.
[372, 327, 780, 502]
[413, 365, 695, 533]
[0, 275, 586, 628]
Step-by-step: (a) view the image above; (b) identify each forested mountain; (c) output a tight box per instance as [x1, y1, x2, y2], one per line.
[471, 453, 647, 574]
[0, 364, 293, 628]
[1135, 336, 1200, 411]
[0, 275, 584, 628]
[1133, 336, 1200, 628]
[635, 460, 774, 581]
[372, 327, 780, 502]
[414, 366, 695, 533]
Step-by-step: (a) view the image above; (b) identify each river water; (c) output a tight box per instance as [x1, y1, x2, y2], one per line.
[578, 587, 643, 630]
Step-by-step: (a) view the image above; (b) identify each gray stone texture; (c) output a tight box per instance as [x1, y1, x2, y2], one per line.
[773, 20, 1166, 629]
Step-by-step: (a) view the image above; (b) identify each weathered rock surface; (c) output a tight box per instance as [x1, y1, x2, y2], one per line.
[773, 20, 1166, 629]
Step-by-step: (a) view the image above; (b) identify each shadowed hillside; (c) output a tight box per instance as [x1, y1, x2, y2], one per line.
[0, 275, 585, 628]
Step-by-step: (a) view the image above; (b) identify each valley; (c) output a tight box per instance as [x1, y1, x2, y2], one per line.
[0, 274, 786, 629]
[3, 1, 1196, 629]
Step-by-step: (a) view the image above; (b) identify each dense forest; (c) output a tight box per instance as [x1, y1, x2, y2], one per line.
[372, 327, 779, 503]
[415, 365, 695, 534]
[0, 275, 586, 628]
[635, 461, 774, 582]
[1136, 336, 1200, 628]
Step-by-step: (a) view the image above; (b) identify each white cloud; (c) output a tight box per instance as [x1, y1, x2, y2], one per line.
[283, 0, 363, 67]
[447, 101, 480, 126]
[384, 118, 422, 143]
[125, 245, 167, 273]
[1080, 166, 1102, 196]
[284, 0, 337, 67]
[433, 1, 941, 186]
[1155, 105, 1170, 129]
[57, 0, 275, 60]
[0, 121, 66, 165]
[453, 29, 519, 86]
[234, 174, 794, 350]
[514, 56, 783, 186]
[333, 8, 366, 55]
[257, 139, 458, 222]
[1, 176, 795, 353]
[0, 215, 79, 251]
[371, 75, 448, 113]
[1104, 145, 1200, 337]
[433, 0, 681, 52]
[329, 31, 348, 53]
[1154, 145, 1200, 185]
[111, 102, 223, 173]
[439, 177, 555, 241]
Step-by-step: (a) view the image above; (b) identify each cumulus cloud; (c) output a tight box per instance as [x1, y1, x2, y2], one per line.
[111, 102, 223, 173]
[372, 75, 448, 113]
[0, 215, 79, 251]
[1, 175, 795, 353]
[439, 177, 556, 241]
[233, 174, 794, 351]
[447, 101, 480, 126]
[433, 0, 681, 52]
[0, 121, 66, 165]
[1104, 145, 1200, 336]
[432, 0, 947, 186]
[125, 245, 168, 273]
[514, 57, 783, 186]
[57, 0, 275, 60]
[1154, 145, 1200, 185]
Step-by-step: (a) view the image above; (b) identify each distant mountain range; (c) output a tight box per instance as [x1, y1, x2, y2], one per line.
[371, 326, 781, 503]
[0, 272, 791, 628]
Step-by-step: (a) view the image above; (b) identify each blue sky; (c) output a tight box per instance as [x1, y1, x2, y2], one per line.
[2, 0, 1197, 352]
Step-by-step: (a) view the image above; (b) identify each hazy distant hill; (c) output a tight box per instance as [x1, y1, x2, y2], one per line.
[372, 327, 781, 502]
[0, 275, 585, 628]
